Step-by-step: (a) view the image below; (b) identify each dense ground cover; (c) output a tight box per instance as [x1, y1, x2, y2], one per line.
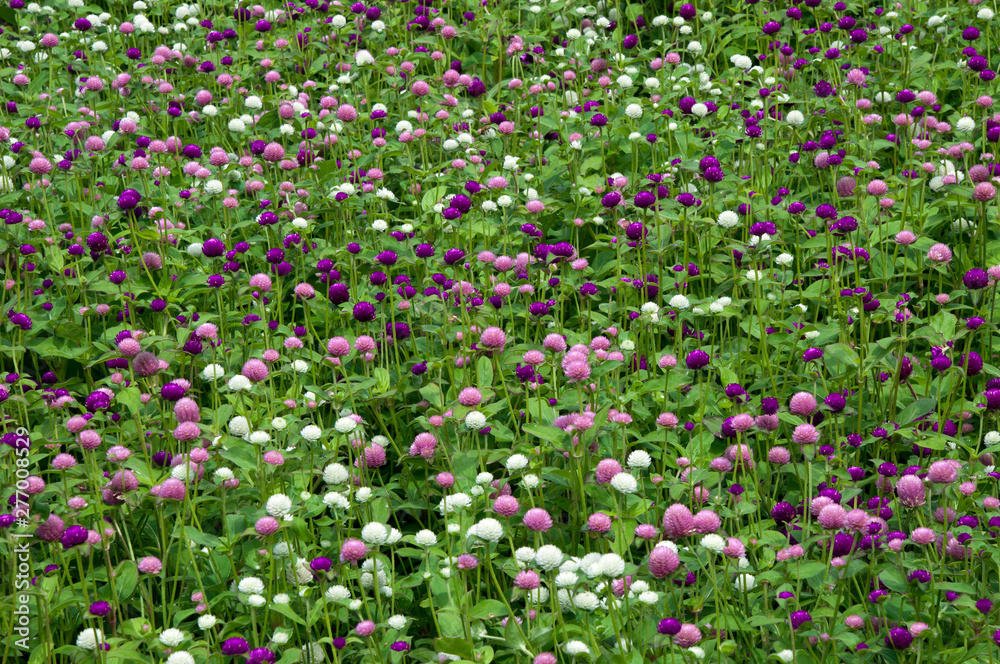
[1, 0, 1000, 662]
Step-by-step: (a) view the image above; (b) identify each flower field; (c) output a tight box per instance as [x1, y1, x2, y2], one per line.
[2, 0, 1000, 662]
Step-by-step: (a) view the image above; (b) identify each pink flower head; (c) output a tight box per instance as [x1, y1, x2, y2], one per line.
[138, 556, 162, 574]
[789, 391, 817, 415]
[661, 503, 696, 538]
[587, 512, 613, 532]
[479, 326, 506, 349]
[340, 538, 368, 563]
[927, 459, 959, 484]
[927, 243, 953, 263]
[594, 458, 623, 484]
[522, 508, 553, 532]
[817, 504, 847, 529]
[648, 545, 680, 578]
[493, 495, 519, 517]
[242, 358, 269, 382]
[895, 474, 926, 507]
[792, 423, 820, 445]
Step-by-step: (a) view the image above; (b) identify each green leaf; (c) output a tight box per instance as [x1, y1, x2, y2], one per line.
[220, 445, 257, 470]
[879, 567, 907, 593]
[470, 599, 508, 620]
[116, 387, 142, 415]
[897, 398, 937, 426]
[374, 368, 391, 394]
[270, 603, 307, 626]
[477, 356, 494, 388]
[0, 6, 18, 28]
[114, 561, 138, 601]
[184, 526, 223, 549]
[435, 638, 475, 661]
[824, 343, 860, 377]
[521, 423, 567, 446]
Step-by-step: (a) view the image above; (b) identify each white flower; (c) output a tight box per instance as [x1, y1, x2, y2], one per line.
[503, 155, 520, 171]
[473, 517, 504, 542]
[476, 471, 494, 485]
[362, 522, 389, 545]
[440, 493, 472, 514]
[515, 547, 536, 564]
[166, 653, 195, 664]
[599, 553, 625, 577]
[334, 416, 357, 434]
[323, 463, 349, 484]
[804, 330, 821, 340]
[387, 614, 407, 630]
[506, 454, 529, 471]
[414, 529, 437, 547]
[978, 7, 994, 20]
[624, 452, 653, 473]
[717, 211, 740, 228]
[700, 534, 726, 553]
[775, 253, 794, 266]
[638, 590, 659, 605]
[238, 577, 265, 594]
[985, 431, 1000, 445]
[734, 573, 757, 591]
[610, 473, 638, 494]
[228, 375, 252, 391]
[76, 628, 103, 650]
[620, 339, 635, 351]
[687, 40, 703, 54]
[213, 468, 234, 483]
[323, 492, 350, 509]
[523, 474, 540, 489]
[786, 110, 805, 126]
[555, 571, 578, 587]
[355, 487, 372, 502]
[227, 118, 246, 133]
[204, 180, 223, 195]
[266, 494, 292, 518]
[573, 591, 600, 611]
[245, 95, 262, 109]
[300, 425, 322, 442]
[228, 416, 250, 437]
[465, 411, 487, 429]
[668, 294, 690, 310]
[248, 431, 270, 445]
[326, 585, 350, 601]
[729, 54, 753, 70]
[956, 116, 976, 132]
[776, 650, 794, 663]
[535, 545, 563, 571]
[197, 614, 217, 630]
[291, 360, 309, 373]
[201, 364, 225, 380]
[691, 103, 708, 118]
[247, 594, 266, 608]
[159, 629, 185, 647]
[745, 270, 762, 282]
[564, 641, 590, 656]
[687, 647, 705, 660]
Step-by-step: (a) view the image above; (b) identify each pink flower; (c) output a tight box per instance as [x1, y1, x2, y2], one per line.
[927, 459, 959, 484]
[507, 570, 541, 594]
[817, 504, 847, 530]
[789, 391, 817, 415]
[792, 423, 820, 445]
[522, 508, 553, 532]
[493, 495, 519, 517]
[648, 546, 680, 578]
[661, 504, 696, 538]
[927, 243, 953, 263]
[594, 458, 623, 484]
[895, 475, 926, 507]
